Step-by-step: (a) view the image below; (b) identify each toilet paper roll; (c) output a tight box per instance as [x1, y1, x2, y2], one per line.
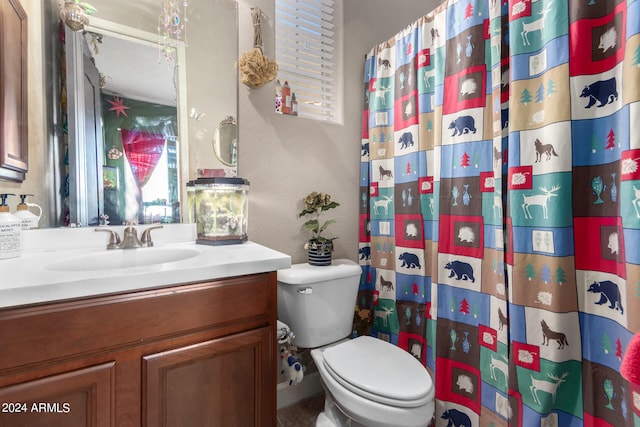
[277, 320, 290, 332]
[277, 320, 292, 343]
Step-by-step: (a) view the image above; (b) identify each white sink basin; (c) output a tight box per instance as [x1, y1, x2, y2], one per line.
[45, 247, 201, 272]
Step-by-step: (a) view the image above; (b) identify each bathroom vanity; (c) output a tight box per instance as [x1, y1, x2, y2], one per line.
[0, 225, 291, 426]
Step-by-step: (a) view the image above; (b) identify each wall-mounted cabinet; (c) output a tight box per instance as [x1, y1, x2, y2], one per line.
[0, 0, 28, 181]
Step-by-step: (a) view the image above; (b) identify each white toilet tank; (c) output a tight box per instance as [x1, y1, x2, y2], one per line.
[277, 259, 361, 348]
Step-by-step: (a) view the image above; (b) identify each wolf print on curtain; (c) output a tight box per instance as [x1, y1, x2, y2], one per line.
[358, 0, 640, 425]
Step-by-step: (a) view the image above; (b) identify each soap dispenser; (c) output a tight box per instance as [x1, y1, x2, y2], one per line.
[14, 194, 42, 229]
[0, 193, 22, 259]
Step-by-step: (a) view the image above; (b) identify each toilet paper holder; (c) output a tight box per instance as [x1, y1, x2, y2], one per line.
[277, 320, 296, 344]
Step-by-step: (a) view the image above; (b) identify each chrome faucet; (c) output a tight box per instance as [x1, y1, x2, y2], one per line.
[95, 224, 164, 250]
[140, 225, 163, 247]
[120, 225, 143, 249]
[94, 228, 121, 250]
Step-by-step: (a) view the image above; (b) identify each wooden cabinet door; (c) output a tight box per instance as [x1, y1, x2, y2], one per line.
[143, 327, 274, 427]
[0, 362, 115, 427]
[0, 0, 28, 181]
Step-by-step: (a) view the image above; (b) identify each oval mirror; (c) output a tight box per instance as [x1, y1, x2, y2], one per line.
[212, 116, 237, 167]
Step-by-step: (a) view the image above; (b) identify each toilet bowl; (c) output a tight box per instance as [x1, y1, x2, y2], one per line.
[277, 260, 435, 427]
[311, 336, 434, 427]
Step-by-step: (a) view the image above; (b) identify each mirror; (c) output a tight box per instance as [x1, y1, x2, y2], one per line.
[65, 17, 186, 226]
[42, 0, 238, 227]
[212, 116, 237, 167]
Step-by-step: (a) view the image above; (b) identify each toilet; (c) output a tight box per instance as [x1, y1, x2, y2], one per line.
[277, 259, 434, 427]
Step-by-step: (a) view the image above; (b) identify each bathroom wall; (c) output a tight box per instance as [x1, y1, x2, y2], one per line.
[238, 0, 439, 263]
[5, 1, 437, 260]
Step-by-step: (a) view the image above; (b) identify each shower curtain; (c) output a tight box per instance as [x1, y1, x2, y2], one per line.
[358, 0, 640, 425]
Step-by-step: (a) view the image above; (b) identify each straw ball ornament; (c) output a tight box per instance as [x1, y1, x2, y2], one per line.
[239, 8, 278, 89]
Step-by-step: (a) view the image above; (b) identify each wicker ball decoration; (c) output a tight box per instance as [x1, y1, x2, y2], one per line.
[60, 1, 90, 31]
[239, 8, 278, 89]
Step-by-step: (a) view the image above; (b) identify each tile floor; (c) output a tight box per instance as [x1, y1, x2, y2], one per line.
[276, 393, 325, 427]
[276, 393, 436, 427]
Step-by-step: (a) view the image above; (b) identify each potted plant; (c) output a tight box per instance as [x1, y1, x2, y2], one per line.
[299, 191, 339, 266]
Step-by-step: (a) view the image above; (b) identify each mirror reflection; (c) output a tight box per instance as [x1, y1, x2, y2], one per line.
[42, 0, 238, 227]
[212, 116, 237, 167]
[70, 22, 181, 225]
[101, 99, 180, 225]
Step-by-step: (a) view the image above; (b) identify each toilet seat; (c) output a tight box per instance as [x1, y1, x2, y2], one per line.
[322, 336, 433, 408]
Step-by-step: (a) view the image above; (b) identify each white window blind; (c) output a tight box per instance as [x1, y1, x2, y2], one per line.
[276, 0, 339, 122]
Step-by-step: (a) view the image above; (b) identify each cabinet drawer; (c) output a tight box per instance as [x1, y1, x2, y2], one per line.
[0, 273, 275, 373]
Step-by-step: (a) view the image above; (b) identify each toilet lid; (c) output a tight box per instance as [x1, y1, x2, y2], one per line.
[322, 336, 433, 407]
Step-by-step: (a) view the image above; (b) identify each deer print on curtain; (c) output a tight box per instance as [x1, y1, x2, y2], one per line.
[358, 0, 640, 425]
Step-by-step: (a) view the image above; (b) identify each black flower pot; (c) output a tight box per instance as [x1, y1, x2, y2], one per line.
[307, 240, 333, 266]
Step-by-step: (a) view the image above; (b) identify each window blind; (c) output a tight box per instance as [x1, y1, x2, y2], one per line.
[275, 0, 338, 122]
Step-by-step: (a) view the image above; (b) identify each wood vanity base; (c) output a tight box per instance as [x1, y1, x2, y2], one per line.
[0, 272, 277, 426]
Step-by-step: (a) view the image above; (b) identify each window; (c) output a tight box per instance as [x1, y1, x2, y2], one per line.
[275, 0, 341, 122]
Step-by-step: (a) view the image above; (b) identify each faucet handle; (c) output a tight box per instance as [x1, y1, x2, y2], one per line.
[95, 228, 121, 250]
[141, 225, 164, 247]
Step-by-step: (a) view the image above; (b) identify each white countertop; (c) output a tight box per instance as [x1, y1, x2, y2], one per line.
[0, 224, 291, 309]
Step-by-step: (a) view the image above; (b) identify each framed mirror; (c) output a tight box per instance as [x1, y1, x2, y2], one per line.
[212, 116, 237, 167]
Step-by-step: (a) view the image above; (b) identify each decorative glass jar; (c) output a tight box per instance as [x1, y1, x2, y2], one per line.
[194, 178, 249, 245]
